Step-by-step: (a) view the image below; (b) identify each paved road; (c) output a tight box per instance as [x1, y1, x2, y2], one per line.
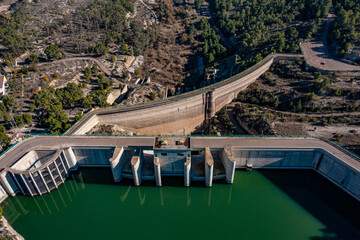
[301, 12, 360, 71]
[1, 136, 359, 173]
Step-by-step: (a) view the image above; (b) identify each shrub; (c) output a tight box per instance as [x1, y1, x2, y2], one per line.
[134, 67, 140, 76]
[149, 92, 156, 100]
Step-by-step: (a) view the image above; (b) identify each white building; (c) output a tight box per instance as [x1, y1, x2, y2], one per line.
[0, 74, 7, 95]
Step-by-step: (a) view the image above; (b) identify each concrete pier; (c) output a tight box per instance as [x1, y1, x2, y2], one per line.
[0, 173, 14, 197]
[205, 148, 214, 187]
[154, 157, 162, 186]
[131, 155, 142, 186]
[221, 148, 236, 183]
[63, 147, 77, 169]
[110, 147, 124, 182]
[184, 157, 191, 187]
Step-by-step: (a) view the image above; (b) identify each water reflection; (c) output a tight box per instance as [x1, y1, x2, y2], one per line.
[4, 170, 234, 222]
[5, 172, 85, 224]
[3, 168, 360, 240]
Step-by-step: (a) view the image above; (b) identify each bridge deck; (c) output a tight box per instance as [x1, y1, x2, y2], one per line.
[0, 136, 358, 173]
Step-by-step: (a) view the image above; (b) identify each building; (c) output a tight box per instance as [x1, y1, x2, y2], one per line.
[0, 75, 7, 95]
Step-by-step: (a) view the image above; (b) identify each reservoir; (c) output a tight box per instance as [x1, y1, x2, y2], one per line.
[3, 168, 360, 240]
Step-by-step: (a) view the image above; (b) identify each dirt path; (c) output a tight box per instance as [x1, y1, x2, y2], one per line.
[38, 57, 112, 76]
[226, 105, 247, 134]
[301, 11, 360, 71]
[139, 0, 158, 24]
[199, 2, 235, 50]
[229, 102, 360, 118]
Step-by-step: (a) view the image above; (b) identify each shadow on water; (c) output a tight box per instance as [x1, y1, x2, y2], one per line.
[72, 167, 219, 188]
[258, 169, 360, 240]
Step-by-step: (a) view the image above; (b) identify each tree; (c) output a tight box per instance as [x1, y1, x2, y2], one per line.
[296, 100, 302, 111]
[74, 112, 84, 122]
[0, 132, 10, 149]
[335, 88, 342, 96]
[286, 27, 299, 41]
[134, 67, 141, 76]
[195, 0, 203, 10]
[200, 17, 210, 30]
[23, 114, 32, 125]
[0, 96, 19, 113]
[98, 73, 105, 81]
[91, 65, 99, 74]
[28, 54, 39, 64]
[328, 117, 333, 125]
[45, 44, 63, 60]
[149, 92, 156, 100]
[310, 92, 316, 100]
[273, 97, 280, 108]
[91, 43, 109, 56]
[53, 73, 60, 80]
[14, 115, 24, 126]
[110, 55, 116, 63]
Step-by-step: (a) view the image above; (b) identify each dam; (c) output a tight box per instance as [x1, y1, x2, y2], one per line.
[0, 135, 359, 203]
[65, 54, 301, 135]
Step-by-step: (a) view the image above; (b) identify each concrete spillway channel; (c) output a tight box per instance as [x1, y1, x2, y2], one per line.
[0, 136, 360, 203]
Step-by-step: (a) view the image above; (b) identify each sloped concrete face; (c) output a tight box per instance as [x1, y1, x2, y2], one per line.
[110, 147, 124, 182]
[68, 55, 284, 136]
[232, 148, 318, 169]
[205, 148, 214, 187]
[72, 147, 115, 166]
[220, 148, 235, 183]
[184, 157, 191, 187]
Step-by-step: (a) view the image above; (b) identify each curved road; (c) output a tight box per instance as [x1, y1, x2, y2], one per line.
[301, 12, 360, 71]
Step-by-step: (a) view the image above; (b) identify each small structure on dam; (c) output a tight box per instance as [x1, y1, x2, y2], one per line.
[0, 136, 359, 203]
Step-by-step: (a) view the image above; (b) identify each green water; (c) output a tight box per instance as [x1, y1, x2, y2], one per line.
[3, 168, 360, 240]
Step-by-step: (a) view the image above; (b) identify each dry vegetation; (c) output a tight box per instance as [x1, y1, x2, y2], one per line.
[230, 59, 360, 154]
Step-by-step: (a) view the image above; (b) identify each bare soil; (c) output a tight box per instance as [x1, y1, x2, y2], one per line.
[232, 59, 360, 155]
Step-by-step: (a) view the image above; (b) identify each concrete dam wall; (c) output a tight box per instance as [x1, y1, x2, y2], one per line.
[67, 54, 300, 135]
[1, 136, 360, 202]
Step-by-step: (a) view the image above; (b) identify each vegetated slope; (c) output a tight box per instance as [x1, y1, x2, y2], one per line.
[328, 0, 360, 63]
[230, 59, 360, 154]
[0, 0, 158, 60]
[213, 0, 331, 67]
